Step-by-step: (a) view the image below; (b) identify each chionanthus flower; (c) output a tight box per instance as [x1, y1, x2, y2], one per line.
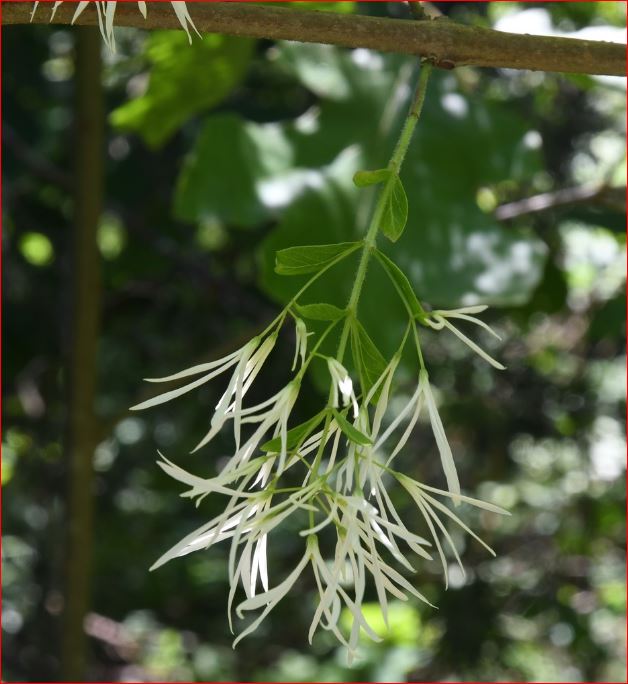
[327, 358, 359, 418]
[424, 305, 505, 370]
[134, 303, 509, 658]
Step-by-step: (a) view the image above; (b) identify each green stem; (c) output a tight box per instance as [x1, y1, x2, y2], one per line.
[337, 63, 432, 360]
[311, 64, 432, 482]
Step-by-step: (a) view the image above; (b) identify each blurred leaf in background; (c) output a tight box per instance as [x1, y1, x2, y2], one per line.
[110, 32, 254, 148]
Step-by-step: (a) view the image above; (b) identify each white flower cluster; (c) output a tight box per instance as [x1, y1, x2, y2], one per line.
[31, 1, 200, 50]
[132, 305, 509, 660]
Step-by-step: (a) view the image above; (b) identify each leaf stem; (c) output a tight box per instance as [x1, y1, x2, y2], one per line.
[337, 63, 432, 360]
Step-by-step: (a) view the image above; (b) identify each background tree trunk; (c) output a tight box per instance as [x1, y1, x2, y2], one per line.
[61, 26, 104, 681]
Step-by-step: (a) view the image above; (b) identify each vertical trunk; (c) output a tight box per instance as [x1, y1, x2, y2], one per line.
[61, 27, 103, 681]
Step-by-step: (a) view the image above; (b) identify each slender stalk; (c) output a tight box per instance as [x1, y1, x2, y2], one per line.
[337, 63, 432, 359]
[310, 64, 432, 482]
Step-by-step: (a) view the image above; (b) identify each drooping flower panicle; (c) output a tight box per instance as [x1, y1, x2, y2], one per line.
[131, 298, 508, 659]
[129, 62, 510, 660]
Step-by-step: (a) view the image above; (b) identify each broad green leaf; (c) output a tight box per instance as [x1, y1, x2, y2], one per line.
[374, 249, 427, 320]
[275, 242, 361, 276]
[380, 175, 408, 243]
[260, 410, 327, 453]
[353, 168, 391, 188]
[296, 303, 346, 321]
[173, 44, 547, 318]
[350, 319, 387, 401]
[332, 409, 372, 446]
[175, 114, 293, 228]
[110, 32, 253, 148]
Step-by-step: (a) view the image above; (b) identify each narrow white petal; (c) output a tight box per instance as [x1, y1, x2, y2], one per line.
[359, 521, 389, 625]
[399, 481, 449, 587]
[374, 383, 421, 451]
[321, 570, 382, 644]
[156, 453, 210, 489]
[241, 335, 276, 395]
[149, 500, 250, 570]
[137, 0, 147, 18]
[419, 490, 498, 557]
[371, 357, 399, 439]
[234, 548, 310, 628]
[228, 543, 255, 633]
[170, 1, 201, 43]
[94, 3, 107, 48]
[50, 1, 63, 19]
[414, 494, 450, 588]
[30, 2, 39, 21]
[370, 557, 436, 607]
[71, 1, 90, 24]
[416, 481, 511, 515]
[130, 367, 223, 411]
[258, 534, 269, 591]
[104, 1, 116, 51]
[299, 503, 338, 537]
[324, 427, 343, 473]
[234, 345, 257, 452]
[422, 498, 466, 577]
[309, 547, 351, 648]
[144, 352, 240, 383]
[422, 374, 461, 504]
[233, 385, 286, 417]
[439, 317, 506, 370]
[250, 458, 275, 489]
[435, 305, 488, 316]
[351, 393, 359, 419]
[386, 392, 423, 466]
[442, 312, 502, 340]
[240, 540, 254, 599]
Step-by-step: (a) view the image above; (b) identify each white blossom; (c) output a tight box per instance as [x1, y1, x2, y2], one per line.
[292, 317, 310, 371]
[130, 331, 284, 455]
[213, 380, 301, 476]
[327, 358, 359, 418]
[424, 305, 505, 370]
[395, 473, 510, 588]
[136, 306, 508, 655]
[370, 368, 461, 504]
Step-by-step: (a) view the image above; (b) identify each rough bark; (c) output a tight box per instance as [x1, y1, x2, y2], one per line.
[4, 1, 626, 77]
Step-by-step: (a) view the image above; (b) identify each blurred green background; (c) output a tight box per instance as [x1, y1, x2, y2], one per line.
[3, 2, 626, 681]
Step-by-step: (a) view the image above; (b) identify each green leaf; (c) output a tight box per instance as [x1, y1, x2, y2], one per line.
[380, 175, 409, 242]
[374, 249, 427, 320]
[260, 411, 327, 453]
[296, 303, 346, 321]
[275, 242, 361, 276]
[177, 44, 546, 313]
[110, 33, 253, 148]
[353, 168, 391, 188]
[174, 114, 293, 228]
[332, 409, 372, 446]
[350, 319, 387, 402]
